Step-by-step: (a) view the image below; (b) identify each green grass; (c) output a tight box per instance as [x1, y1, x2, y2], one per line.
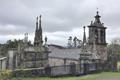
[11, 72, 120, 80]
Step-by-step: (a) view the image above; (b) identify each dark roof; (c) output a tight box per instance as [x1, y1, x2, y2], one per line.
[48, 44, 65, 49]
[48, 45, 81, 60]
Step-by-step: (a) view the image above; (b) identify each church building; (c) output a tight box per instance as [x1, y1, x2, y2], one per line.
[7, 11, 108, 70]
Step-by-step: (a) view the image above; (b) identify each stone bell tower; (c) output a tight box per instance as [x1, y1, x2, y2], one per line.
[88, 11, 107, 62]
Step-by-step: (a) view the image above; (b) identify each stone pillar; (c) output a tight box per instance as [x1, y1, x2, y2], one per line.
[98, 29, 101, 43]
[0, 60, 2, 71]
[8, 50, 14, 70]
[103, 29, 106, 43]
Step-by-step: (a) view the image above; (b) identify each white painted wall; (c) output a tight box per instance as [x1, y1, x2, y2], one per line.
[0, 57, 7, 71]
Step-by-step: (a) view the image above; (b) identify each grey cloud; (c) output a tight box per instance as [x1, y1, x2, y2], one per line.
[0, 0, 35, 33]
[0, 0, 96, 34]
[0, 0, 120, 44]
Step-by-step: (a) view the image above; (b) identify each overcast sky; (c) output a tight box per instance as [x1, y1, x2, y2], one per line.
[0, 0, 120, 46]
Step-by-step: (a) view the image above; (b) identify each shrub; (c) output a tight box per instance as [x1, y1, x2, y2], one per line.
[13, 68, 45, 77]
[0, 70, 12, 80]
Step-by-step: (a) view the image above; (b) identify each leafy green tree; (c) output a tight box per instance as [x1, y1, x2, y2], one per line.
[0, 39, 24, 56]
[107, 38, 120, 71]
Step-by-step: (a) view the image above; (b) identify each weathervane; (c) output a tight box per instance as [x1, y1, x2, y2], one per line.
[96, 7, 99, 15]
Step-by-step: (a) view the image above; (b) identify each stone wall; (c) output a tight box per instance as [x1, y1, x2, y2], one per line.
[89, 44, 107, 61]
[49, 57, 79, 66]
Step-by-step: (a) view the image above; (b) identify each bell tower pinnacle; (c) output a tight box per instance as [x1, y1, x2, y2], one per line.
[34, 15, 43, 47]
[83, 26, 86, 45]
[36, 16, 38, 30]
[94, 11, 101, 23]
